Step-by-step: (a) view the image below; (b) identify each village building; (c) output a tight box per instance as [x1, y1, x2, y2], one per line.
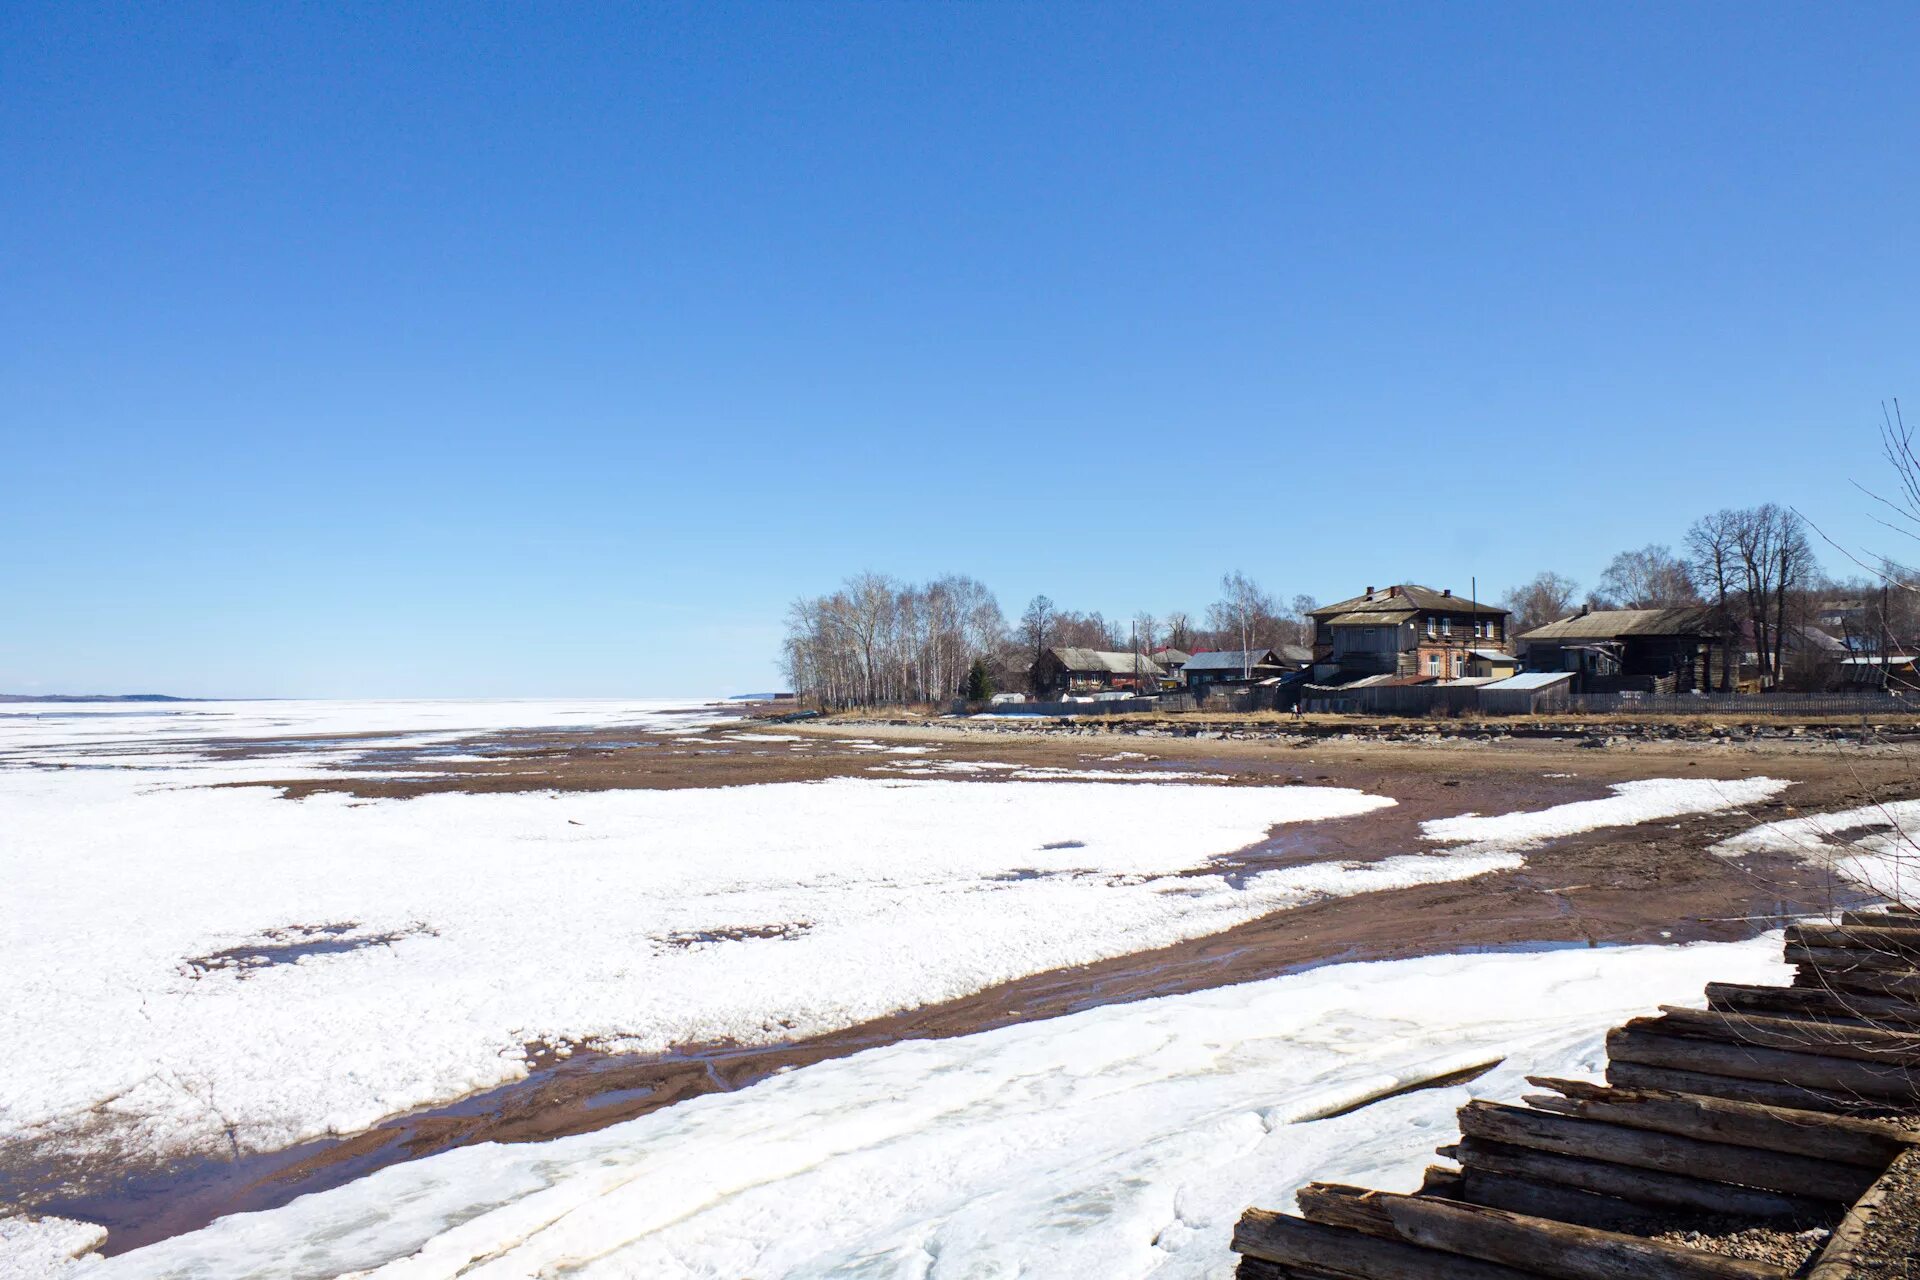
[1308, 585, 1511, 683]
[1149, 647, 1192, 681]
[1029, 647, 1166, 700]
[1517, 605, 1736, 693]
[1466, 648, 1520, 679]
[1180, 646, 1309, 694]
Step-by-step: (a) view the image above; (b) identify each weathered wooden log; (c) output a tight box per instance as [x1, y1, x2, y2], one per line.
[1522, 1077, 1916, 1167]
[1236, 1257, 1304, 1280]
[1704, 980, 1920, 1028]
[1456, 1101, 1876, 1200]
[1445, 1137, 1833, 1220]
[1791, 922, 1920, 961]
[1457, 1167, 1681, 1234]
[1295, 1182, 1789, 1279]
[1232, 1209, 1541, 1279]
[1421, 1164, 1465, 1196]
[1840, 910, 1920, 932]
[1642, 1005, 1920, 1065]
[1605, 1061, 1894, 1115]
[1795, 964, 1920, 1001]
[1786, 941, 1920, 976]
[1606, 1028, 1920, 1102]
[1806, 1148, 1920, 1279]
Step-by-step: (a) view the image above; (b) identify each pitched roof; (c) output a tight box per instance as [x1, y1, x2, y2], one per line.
[1469, 648, 1518, 663]
[1519, 607, 1723, 642]
[1150, 647, 1192, 665]
[1310, 584, 1507, 619]
[1045, 647, 1167, 676]
[1183, 647, 1298, 673]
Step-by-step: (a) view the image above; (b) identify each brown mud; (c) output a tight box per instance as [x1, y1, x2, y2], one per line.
[16, 714, 1920, 1255]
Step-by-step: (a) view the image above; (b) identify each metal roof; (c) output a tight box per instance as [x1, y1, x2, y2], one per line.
[1469, 648, 1518, 663]
[1046, 647, 1167, 676]
[1482, 672, 1577, 691]
[1311, 585, 1507, 618]
[1519, 607, 1722, 642]
[1183, 648, 1286, 672]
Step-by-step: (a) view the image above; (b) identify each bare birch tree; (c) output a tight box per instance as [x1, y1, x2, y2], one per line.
[782, 574, 1006, 708]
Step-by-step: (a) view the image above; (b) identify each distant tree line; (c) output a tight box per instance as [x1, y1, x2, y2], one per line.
[782, 573, 1005, 709]
[783, 570, 1323, 707]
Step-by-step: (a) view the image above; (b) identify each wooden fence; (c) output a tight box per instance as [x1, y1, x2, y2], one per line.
[1564, 690, 1914, 716]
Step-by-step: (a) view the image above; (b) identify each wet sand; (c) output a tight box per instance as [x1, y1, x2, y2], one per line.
[19, 714, 1920, 1253]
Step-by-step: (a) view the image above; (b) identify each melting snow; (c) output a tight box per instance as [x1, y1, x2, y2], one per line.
[1421, 777, 1790, 846]
[1716, 798, 1920, 900]
[4, 717, 1406, 1164]
[71, 937, 1790, 1280]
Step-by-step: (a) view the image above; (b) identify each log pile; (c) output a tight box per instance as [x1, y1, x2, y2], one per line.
[1231, 910, 1920, 1278]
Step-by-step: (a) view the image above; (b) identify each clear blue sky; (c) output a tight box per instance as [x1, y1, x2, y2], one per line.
[5, 3, 1917, 698]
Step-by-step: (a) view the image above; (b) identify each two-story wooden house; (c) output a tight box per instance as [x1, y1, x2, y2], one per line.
[1308, 585, 1512, 682]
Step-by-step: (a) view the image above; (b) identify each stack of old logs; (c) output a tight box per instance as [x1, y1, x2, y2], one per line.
[1232, 908, 1920, 1279]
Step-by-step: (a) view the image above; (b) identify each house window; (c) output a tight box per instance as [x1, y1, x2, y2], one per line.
[1427, 654, 1441, 675]
[1441, 617, 1452, 637]
[1426, 617, 1437, 637]
[1453, 654, 1466, 677]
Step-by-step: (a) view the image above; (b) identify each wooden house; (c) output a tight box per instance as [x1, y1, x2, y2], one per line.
[1030, 647, 1166, 700]
[1518, 606, 1736, 693]
[1308, 585, 1512, 682]
[1181, 647, 1304, 694]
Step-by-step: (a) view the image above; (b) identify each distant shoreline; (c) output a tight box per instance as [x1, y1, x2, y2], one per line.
[0, 693, 198, 704]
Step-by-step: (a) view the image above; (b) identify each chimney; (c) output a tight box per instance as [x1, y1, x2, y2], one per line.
[1387, 585, 1398, 597]
[1442, 588, 1452, 598]
[1581, 604, 1590, 616]
[1366, 585, 1374, 596]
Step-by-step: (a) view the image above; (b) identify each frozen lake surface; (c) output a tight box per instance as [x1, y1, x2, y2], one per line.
[0, 700, 1811, 1276]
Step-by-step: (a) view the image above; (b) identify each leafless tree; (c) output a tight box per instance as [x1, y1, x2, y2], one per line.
[782, 573, 1005, 708]
[1593, 544, 1699, 609]
[1502, 572, 1581, 636]
[1733, 504, 1815, 688]
[1287, 594, 1319, 648]
[1686, 511, 1744, 690]
[1208, 571, 1278, 677]
[1165, 612, 1196, 652]
[1019, 595, 1056, 695]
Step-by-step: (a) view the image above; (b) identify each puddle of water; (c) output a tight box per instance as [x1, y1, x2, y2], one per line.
[180, 923, 430, 979]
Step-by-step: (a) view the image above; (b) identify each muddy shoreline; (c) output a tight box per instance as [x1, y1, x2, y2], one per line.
[16, 714, 1920, 1255]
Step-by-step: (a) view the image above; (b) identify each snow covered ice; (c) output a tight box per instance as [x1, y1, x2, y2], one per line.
[4, 701, 1426, 1166]
[1421, 776, 1791, 846]
[0, 700, 1811, 1277]
[1717, 797, 1920, 900]
[67, 937, 1791, 1280]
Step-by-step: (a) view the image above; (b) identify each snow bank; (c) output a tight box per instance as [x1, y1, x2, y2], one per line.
[0, 1218, 106, 1280]
[4, 754, 1412, 1164]
[1421, 777, 1791, 846]
[76, 937, 1790, 1280]
[1716, 798, 1920, 900]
